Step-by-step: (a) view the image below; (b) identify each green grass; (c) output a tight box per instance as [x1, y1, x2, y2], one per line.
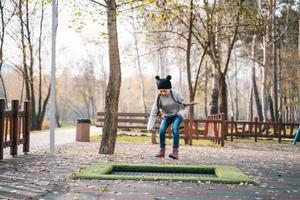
[90, 133, 293, 146]
[230, 137, 293, 143]
[227, 128, 297, 136]
[90, 134, 218, 147]
[73, 163, 256, 184]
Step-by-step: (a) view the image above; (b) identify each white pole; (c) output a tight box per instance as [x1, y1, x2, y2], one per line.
[50, 0, 57, 153]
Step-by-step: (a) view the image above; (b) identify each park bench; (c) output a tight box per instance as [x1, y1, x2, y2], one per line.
[96, 112, 152, 130]
[96, 112, 226, 146]
[96, 111, 300, 146]
[96, 112, 191, 144]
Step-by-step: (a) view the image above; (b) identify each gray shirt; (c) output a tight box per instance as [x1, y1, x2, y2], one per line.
[147, 90, 187, 131]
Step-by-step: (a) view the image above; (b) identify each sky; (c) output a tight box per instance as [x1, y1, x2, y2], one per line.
[55, 1, 155, 79]
[2, 0, 253, 96]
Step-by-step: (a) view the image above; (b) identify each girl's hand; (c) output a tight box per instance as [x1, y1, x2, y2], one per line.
[185, 102, 198, 106]
[150, 128, 156, 132]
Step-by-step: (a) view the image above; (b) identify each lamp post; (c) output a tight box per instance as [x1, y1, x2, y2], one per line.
[50, 0, 57, 153]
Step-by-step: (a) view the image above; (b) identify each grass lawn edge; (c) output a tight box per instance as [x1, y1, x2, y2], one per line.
[73, 163, 257, 185]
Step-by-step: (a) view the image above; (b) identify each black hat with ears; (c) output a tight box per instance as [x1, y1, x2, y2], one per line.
[155, 75, 172, 89]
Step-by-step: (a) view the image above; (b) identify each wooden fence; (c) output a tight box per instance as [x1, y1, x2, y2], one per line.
[96, 112, 226, 146]
[177, 115, 299, 145]
[96, 112, 299, 146]
[0, 99, 31, 160]
[226, 116, 300, 142]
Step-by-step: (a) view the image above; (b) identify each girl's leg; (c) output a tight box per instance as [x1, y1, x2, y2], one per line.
[171, 115, 183, 149]
[159, 117, 174, 148]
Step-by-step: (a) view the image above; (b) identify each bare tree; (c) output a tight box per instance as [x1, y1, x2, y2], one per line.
[204, 61, 208, 117]
[234, 52, 239, 120]
[204, 0, 244, 119]
[130, 15, 147, 113]
[9, 0, 51, 130]
[251, 34, 263, 122]
[89, 0, 122, 154]
[259, 0, 271, 122]
[271, 0, 279, 122]
[0, 0, 15, 106]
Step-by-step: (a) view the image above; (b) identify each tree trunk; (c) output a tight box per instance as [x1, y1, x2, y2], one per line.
[204, 61, 208, 117]
[132, 16, 147, 113]
[55, 99, 61, 128]
[278, 47, 283, 121]
[269, 94, 275, 122]
[284, 95, 288, 122]
[234, 52, 239, 120]
[247, 87, 253, 121]
[156, 51, 160, 75]
[99, 0, 121, 154]
[210, 66, 219, 114]
[298, 17, 300, 70]
[40, 86, 51, 129]
[251, 34, 263, 122]
[0, 74, 7, 102]
[290, 96, 294, 122]
[179, 59, 183, 92]
[18, 0, 30, 102]
[252, 66, 263, 122]
[37, 1, 44, 123]
[158, 44, 166, 77]
[227, 77, 234, 118]
[207, 0, 242, 119]
[271, 0, 278, 122]
[100, 55, 106, 111]
[260, 0, 271, 122]
[186, 0, 194, 116]
[218, 74, 228, 119]
[35, 1, 49, 130]
[262, 37, 269, 122]
[0, 0, 8, 107]
[24, 0, 38, 130]
[247, 75, 253, 121]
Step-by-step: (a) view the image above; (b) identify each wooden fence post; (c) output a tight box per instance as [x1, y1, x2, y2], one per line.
[188, 113, 193, 146]
[221, 113, 225, 147]
[194, 121, 199, 139]
[290, 125, 294, 138]
[23, 101, 31, 153]
[0, 99, 5, 160]
[254, 117, 258, 142]
[167, 126, 172, 139]
[184, 120, 189, 145]
[11, 100, 19, 157]
[278, 120, 282, 143]
[230, 116, 234, 141]
[151, 129, 157, 144]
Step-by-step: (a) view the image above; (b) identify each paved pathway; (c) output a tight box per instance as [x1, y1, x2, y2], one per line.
[0, 129, 299, 200]
[2, 126, 101, 159]
[29, 126, 101, 151]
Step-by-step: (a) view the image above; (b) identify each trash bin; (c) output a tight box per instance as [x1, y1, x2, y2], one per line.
[76, 119, 91, 142]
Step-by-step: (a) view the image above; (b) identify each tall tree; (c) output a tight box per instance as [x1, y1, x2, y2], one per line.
[204, 61, 208, 117]
[204, 0, 244, 119]
[259, 0, 272, 122]
[271, 0, 279, 122]
[251, 34, 263, 122]
[130, 15, 147, 113]
[234, 52, 239, 120]
[8, 0, 51, 130]
[89, 0, 121, 154]
[0, 0, 14, 106]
